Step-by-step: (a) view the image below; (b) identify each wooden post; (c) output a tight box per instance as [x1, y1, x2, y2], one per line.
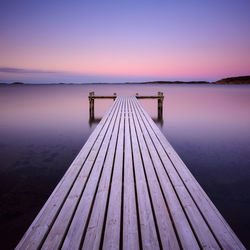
[158, 92, 163, 120]
[89, 92, 95, 120]
[113, 93, 116, 101]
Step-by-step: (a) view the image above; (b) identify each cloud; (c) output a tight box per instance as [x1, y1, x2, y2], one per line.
[0, 67, 56, 74]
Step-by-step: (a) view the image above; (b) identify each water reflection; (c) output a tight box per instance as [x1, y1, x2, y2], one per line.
[89, 116, 102, 127]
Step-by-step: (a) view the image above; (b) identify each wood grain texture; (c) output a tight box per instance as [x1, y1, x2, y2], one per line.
[122, 98, 140, 250]
[130, 97, 179, 249]
[131, 97, 200, 250]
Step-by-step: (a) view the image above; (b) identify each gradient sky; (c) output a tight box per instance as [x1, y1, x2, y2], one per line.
[1, 0, 250, 83]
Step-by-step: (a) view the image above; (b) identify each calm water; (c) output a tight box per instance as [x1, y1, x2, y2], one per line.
[0, 84, 250, 249]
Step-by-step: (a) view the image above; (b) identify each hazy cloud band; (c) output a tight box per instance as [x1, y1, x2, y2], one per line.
[0, 67, 56, 74]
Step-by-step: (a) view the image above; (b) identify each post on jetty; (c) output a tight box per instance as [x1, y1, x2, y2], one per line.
[88, 91, 94, 120]
[89, 91, 164, 122]
[89, 91, 117, 120]
[16, 94, 245, 250]
[158, 91, 163, 120]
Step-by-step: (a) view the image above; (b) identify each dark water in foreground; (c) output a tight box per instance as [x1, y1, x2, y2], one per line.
[0, 84, 250, 249]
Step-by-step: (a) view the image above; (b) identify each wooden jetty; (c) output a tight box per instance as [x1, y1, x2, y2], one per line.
[16, 94, 245, 249]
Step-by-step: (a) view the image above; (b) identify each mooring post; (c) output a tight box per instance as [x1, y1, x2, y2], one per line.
[158, 92, 163, 120]
[89, 91, 95, 120]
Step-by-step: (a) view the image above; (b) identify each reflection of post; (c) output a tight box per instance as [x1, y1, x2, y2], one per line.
[89, 91, 95, 120]
[158, 92, 164, 120]
[89, 117, 102, 127]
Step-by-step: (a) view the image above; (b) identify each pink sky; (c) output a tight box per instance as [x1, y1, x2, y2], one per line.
[1, 0, 250, 83]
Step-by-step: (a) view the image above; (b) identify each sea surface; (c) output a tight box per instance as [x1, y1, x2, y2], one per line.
[0, 83, 250, 249]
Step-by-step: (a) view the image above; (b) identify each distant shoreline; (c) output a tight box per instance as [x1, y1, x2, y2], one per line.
[125, 76, 250, 85]
[1, 76, 250, 85]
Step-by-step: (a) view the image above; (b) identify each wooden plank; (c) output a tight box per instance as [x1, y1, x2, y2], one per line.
[134, 97, 245, 250]
[81, 99, 124, 249]
[102, 97, 125, 249]
[40, 97, 123, 249]
[127, 97, 160, 250]
[129, 97, 180, 249]
[16, 97, 121, 250]
[91, 96, 116, 99]
[132, 97, 220, 249]
[136, 96, 162, 99]
[130, 97, 200, 249]
[122, 97, 140, 250]
[160, 141, 246, 249]
[60, 98, 123, 249]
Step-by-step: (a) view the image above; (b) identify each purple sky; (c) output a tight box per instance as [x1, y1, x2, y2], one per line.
[1, 0, 250, 83]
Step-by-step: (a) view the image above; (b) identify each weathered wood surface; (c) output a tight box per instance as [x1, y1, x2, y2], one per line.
[89, 96, 163, 99]
[16, 96, 245, 250]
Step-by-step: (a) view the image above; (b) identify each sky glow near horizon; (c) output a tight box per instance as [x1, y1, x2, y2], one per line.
[1, 0, 250, 83]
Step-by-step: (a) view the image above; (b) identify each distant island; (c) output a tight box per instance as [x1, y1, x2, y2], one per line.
[0, 81, 25, 85]
[11, 81, 25, 85]
[126, 80, 210, 84]
[126, 76, 250, 84]
[214, 76, 250, 84]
